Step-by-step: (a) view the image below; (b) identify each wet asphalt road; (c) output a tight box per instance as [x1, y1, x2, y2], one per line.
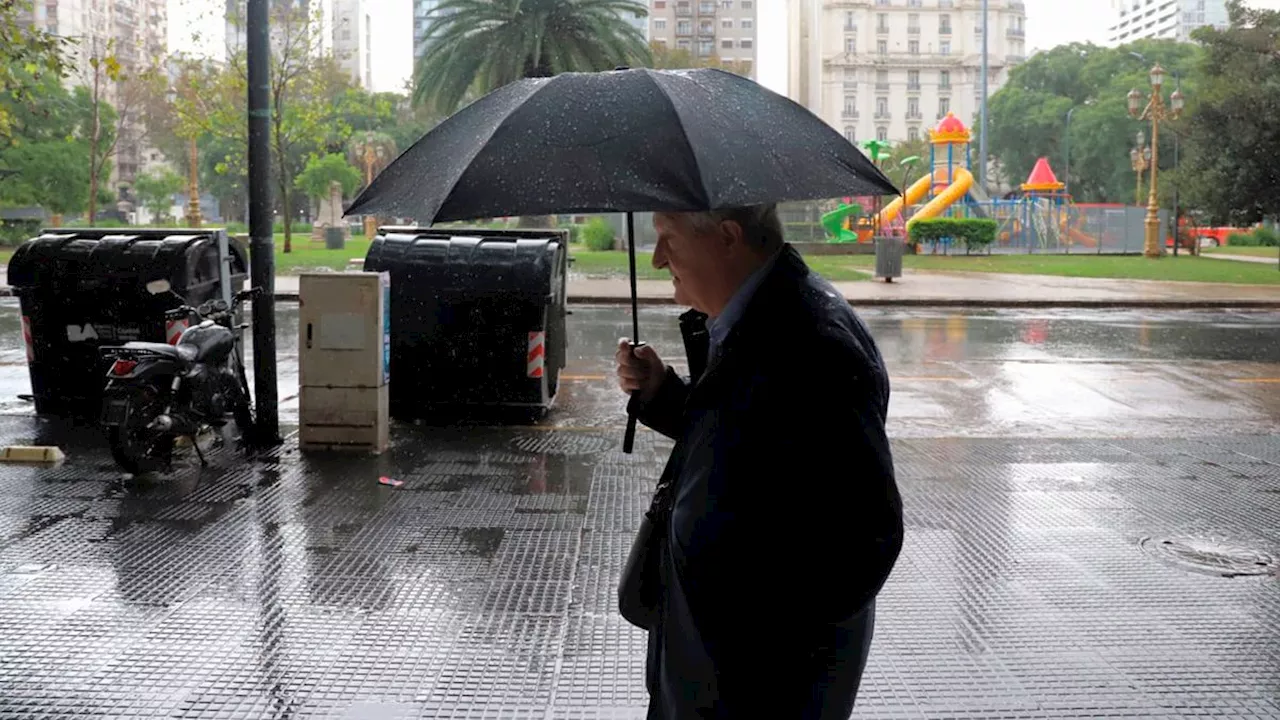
[2, 300, 1278, 437]
[0, 301, 1277, 718]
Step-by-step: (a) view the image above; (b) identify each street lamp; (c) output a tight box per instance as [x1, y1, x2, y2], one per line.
[166, 83, 202, 228]
[1127, 62, 1183, 258]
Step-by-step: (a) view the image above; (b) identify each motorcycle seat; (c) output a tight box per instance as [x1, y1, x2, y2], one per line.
[122, 341, 198, 363]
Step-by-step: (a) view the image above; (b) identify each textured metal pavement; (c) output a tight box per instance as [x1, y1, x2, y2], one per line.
[0, 415, 1277, 719]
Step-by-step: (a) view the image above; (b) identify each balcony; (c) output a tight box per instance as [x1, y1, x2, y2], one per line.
[675, 3, 692, 15]
[875, 82, 890, 90]
[843, 79, 859, 89]
[939, 25, 952, 35]
[906, 111, 923, 120]
[907, 82, 921, 91]
[698, 2, 715, 13]
[842, 109, 860, 119]
[939, 82, 951, 91]
[844, 22, 856, 31]
[907, 26, 919, 34]
[1007, 27, 1024, 37]
[874, 111, 892, 119]
[698, 26, 715, 36]
[876, 25, 889, 34]
[675, 27, 693, 36]
[938, 0, 953, 6]
[1009, 0, 1025, 10]
[1006, 54, 1026, 63]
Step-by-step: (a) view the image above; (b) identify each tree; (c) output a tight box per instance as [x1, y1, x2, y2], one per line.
[76, 37, 125, 222]
[295, 153, 362, 200]
[412, 0, 652, 114]
[182, 5, 353, 251]
[0, 0, 67, 144]
[0, 74, 114, 217]
[986, 40, 1203, 203]
[132, 168, 185, 222]
[1180, 1, 1280, 225]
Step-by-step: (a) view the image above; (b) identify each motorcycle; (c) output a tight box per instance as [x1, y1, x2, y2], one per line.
[99, 279, 260, 474]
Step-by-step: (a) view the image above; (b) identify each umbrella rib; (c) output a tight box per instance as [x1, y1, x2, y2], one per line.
[646, 72, 712, 208]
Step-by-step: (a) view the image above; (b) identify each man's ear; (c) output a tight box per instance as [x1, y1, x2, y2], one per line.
[719, 220, 745, 250]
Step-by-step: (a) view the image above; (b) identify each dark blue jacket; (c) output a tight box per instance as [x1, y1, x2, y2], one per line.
[634, 244, 903, 719]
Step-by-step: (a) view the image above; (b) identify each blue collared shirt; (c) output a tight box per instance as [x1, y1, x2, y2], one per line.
[706, 247, 784, 364]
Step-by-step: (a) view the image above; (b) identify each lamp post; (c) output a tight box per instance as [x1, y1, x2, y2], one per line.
[168, 82, 202, 227]
[1129, 130, 1150, 206]
[1127, 63, 1184, 259]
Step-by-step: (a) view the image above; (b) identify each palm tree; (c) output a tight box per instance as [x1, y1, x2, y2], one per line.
[413, 0, 651, 115]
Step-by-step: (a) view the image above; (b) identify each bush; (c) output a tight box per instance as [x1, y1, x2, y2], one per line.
[1226, 231, 1256, 246]
[1251, 226, 1279, 247]
[581, 217, 616, 251]
[908, 217, 998, 252]
[0, 220, 41, 247]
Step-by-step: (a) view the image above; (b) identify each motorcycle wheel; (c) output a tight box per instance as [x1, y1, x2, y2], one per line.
[107, 390, 175, 475]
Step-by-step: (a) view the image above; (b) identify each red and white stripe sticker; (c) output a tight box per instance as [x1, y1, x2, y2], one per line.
[165, 319, 189, 345]
[527, 331, 546, 378]
[21, 316, 33, 362]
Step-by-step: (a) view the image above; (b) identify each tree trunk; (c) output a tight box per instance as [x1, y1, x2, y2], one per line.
[517, 215, 554, 228]
[273, 114, 291, 253]
[87, 50, 102, 224]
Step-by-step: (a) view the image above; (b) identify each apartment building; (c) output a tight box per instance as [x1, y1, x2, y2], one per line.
[787, 0, 1027, 144]
[332, 0, 372, 88]
[22, 0, 167, 186]
[649, 0, 758, 78]
[1108, 0, 1228, 44]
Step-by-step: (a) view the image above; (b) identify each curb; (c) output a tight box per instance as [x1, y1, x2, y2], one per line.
[4, 287, 1278, 310]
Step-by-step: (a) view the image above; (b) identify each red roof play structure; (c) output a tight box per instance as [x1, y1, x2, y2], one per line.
[1020, 157, 1065, 193]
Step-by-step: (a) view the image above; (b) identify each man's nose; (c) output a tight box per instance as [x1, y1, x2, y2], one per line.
[652, 241, 667, 269]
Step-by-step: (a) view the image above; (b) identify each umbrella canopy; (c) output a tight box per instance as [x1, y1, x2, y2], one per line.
[345, 67, 898, 221]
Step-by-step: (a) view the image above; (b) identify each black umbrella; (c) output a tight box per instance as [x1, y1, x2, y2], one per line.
[346, 67, 899, 451]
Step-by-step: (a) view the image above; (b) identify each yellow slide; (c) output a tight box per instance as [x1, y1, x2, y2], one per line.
[877, 172, 934, 227]
[907, 167, 974, 227]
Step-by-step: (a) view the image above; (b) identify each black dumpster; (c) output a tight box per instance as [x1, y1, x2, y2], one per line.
[364, 227, 568, 419]
[7, 229, 249, 420]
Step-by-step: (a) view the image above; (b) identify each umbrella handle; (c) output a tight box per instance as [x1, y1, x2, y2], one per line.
[622, 340, 646, 455]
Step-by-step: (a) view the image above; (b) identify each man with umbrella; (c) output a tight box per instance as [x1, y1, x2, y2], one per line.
[345, 66, 903, 717]
[615, 202, 902, 718]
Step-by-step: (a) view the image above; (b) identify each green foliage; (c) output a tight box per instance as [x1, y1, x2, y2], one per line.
[1228, 227, 1279, 247]
[0, 76, 114, 215]
[0, 0, 68, 142]
[0, 219, 41, 246]
[987, 40, 1204, 203]
[413, 0, 652, 114]
[132, 168, 185, 221]
[581, 217, 616, 251]
[908, 218, 998, 252]
[647, 41, 752, 76]
[296, 153, 363, 199]
[1180, 2, 1280, 225]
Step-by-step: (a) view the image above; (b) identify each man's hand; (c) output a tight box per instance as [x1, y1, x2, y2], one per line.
[615, 338, 666, 403]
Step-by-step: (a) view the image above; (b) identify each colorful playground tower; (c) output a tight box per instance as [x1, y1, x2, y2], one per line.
[876, 112, 983, 234]
[1009, 156, 1097, 248]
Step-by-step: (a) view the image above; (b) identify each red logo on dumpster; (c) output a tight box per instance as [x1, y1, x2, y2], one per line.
[165, 319, 189, 345]
[527, 331, 546, 378]
[21, 316, 33, 362]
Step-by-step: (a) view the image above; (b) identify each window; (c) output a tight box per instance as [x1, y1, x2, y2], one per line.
[907, 13, 919, 32]
[740, 39, 753, 48]
[741, 0, 752, 8]
[938, 97, 950, 116]
[940, 40, 950, 55]
[741, 18, 752, 29]
[843, 95, 857, 115]
[907, 97, 920, 117]
[677, 38, 691, 49]
[877, 126, 888, 141]
[655, 0, 666, 7]
[844, 127, 856, 142]
[877, 39, 887, 54]
[677, 20, 691, 33]
[655, 18, 667, 29]
[876, 69, 888, 89]
[844, 10, 855, 30]
[908, 126, 919, 141]
[939, 70, 950, 88]
[721, 18, 732, 27]
[939, 13, 951, 34]
[699, 1, 714, 13]
[908, 40, 919, 54]
[908, 69, 920, 89]
[876, 13, 888, 32]
[721, 39, 733, 49]
[720, 0, 731, 6]
[699, 39, 714, 55]
[876, 97, 888, 116]
[699, 21, 713, 33]
[908, 0, 921, 6]
[845, 37, 856, 53]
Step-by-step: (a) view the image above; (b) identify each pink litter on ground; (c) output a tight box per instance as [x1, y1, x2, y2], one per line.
[378, 476, 403, 487]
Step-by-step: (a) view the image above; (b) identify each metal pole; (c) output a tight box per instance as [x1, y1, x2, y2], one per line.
[247, 0, 280, 445]
[979, 0, 988, 192]
[1172, 71, 1180, 257]
[1064, 107, 1074, 197]
[622, 212, 641, 455]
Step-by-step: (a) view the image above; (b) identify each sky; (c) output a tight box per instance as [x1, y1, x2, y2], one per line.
[170, 0, 1280, 96]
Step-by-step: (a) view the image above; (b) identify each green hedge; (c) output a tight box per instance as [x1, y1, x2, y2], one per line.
[0, 220, 41, 247]
[908, 217, 998, 252]
[581, 217, 616, 251]
[1227, 226, 1279, 247]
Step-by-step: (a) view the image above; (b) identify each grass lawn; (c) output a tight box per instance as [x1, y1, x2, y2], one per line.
[569, 250, 873, 282]
[251, 233, 372, 273]
[1204, 246, 1280, 258]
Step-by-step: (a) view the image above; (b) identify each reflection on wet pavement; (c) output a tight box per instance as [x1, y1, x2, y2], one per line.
[0, 302, 1277, 717]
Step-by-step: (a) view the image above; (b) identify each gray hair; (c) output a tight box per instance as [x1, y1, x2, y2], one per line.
[684, 204, 784, 251]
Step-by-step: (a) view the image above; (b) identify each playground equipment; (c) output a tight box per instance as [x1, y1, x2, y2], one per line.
[873, 113, 985, 237]
[987, 156, 1102, 250]
[819, 200, 868, 243]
